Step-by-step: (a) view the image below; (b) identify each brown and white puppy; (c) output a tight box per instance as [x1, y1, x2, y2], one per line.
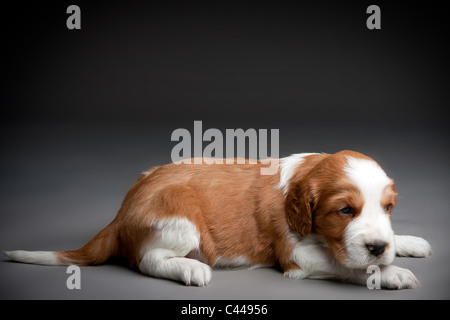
[5, 150, 432, 289]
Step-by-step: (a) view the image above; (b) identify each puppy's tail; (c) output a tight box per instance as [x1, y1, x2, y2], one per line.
[4, 220, 119, 266]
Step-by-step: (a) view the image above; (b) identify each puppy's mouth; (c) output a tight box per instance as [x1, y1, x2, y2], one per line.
[341, 242, 395, 269]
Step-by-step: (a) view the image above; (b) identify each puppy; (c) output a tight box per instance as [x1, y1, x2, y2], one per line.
[5, 150, 432, 289]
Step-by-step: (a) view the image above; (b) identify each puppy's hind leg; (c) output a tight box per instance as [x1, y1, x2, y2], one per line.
[138, 217, 211, 286]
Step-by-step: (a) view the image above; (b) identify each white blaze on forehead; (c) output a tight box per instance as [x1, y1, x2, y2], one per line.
[277, 153, 319, 195]
[344, 156, 392, 201]
[343, 156, 395, 268]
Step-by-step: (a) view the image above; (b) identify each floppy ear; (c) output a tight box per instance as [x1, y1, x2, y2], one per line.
[285, 180, 317, 237]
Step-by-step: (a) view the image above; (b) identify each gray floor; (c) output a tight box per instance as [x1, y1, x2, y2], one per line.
[0, 121, 448, 300]
[2, 1, 448, 301]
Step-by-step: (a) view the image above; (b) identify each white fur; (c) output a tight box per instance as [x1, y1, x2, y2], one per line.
[213, 256, 252, 269]
[213, 256, 269, 269]
[287, 234, 422, 289]
[343, 156, 396, 268]
[4, 250, 60, 265]
[277, 153, 318, 195]
[288, 234, 339, 280]
[283, 268, 307, 279]
[394, 235, 432, 257]
[139, 217, 211, 286]
[379, 265, 420, 289]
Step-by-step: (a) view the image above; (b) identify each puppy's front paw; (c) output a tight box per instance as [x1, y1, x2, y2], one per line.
[381, 265, 420, 290]
[284, 268, 307, 280]
[408, 237, 433, 258]
[395, 235, 433, 258]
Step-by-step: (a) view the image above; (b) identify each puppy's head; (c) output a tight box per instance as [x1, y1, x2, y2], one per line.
[285, 150, 396, 269]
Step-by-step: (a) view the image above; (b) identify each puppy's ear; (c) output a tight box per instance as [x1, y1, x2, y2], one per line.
[285, 180, 317, 237]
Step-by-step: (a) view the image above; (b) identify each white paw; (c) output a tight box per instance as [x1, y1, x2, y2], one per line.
[178, 259, 212, 286]
[381, 265, 420, 290]
[395, 235, 433, 258]
[284, 268, 307, 280]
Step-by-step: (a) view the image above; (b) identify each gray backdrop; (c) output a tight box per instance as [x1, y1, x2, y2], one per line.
[1, 1, 449, 299]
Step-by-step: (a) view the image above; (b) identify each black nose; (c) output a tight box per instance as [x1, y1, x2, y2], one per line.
[366, 242, 387, 256]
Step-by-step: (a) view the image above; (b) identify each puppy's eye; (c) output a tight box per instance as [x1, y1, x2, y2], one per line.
[385, 204, 392, 212]
[339, 207, 353, 215]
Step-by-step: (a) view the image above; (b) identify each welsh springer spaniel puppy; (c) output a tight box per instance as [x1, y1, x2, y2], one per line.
[5, 150, 432, 289]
